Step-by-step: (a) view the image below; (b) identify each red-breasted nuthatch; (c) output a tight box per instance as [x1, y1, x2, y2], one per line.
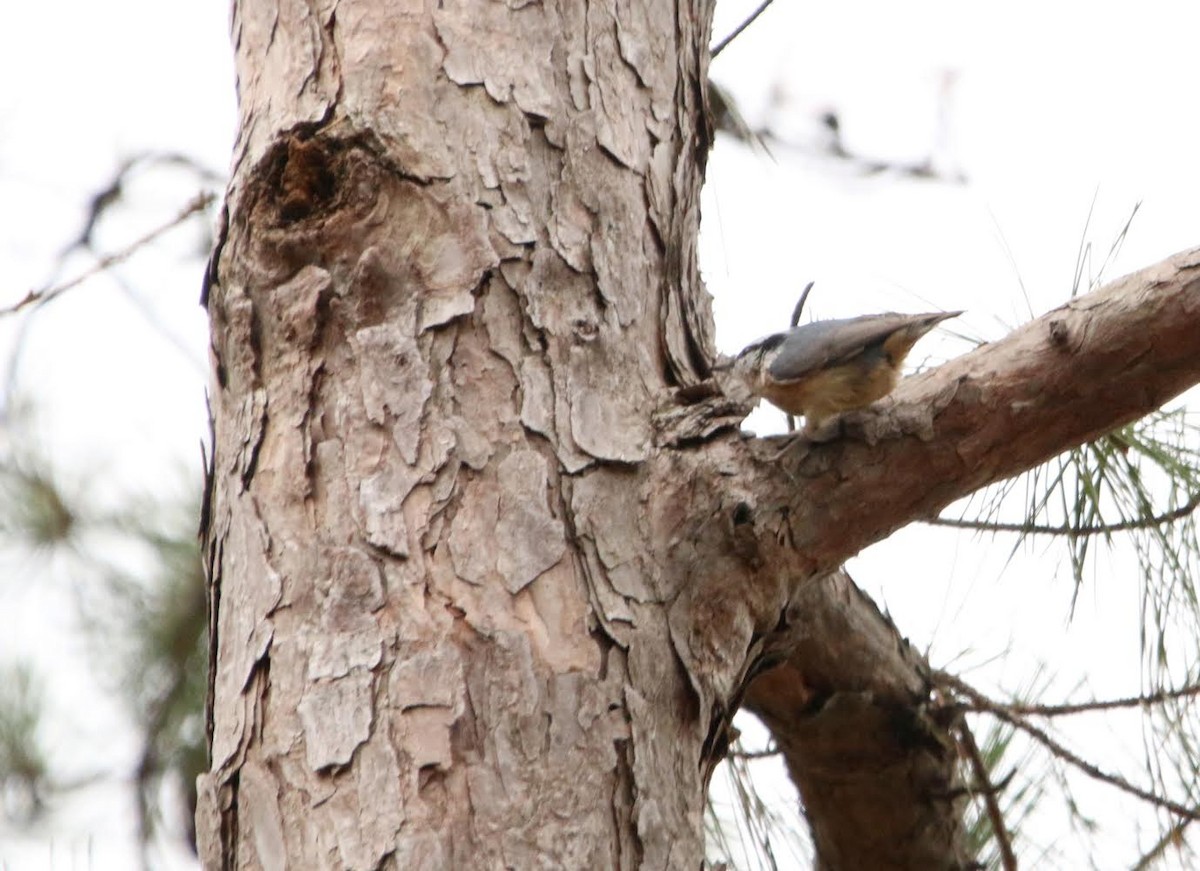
[726, 310, 962, 433]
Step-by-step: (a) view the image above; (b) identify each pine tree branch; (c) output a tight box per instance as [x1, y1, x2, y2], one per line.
[958, 682, 1200, 718]
[710, 0, 777, 59]
[1131, 815, 1195, 870]
[727, 746, 780, 761]
[749, 246, 1200, 578]
[924, 490, 1200, 537]
[936, 672, 1200, 823]
[1, 192, 214, 318]
[954, 719, 1018, 871]
[743, 571, 971, 869]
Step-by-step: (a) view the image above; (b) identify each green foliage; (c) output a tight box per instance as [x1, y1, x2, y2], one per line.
[0, 457, 78, 553]
[0, 661, 49, 825]
[961, 693, 1048, 867]
[0, 438, 207, 853]
[951, 407, 1200, 674]
[0, 149, 215, 859]
[96, 496, 208, 849]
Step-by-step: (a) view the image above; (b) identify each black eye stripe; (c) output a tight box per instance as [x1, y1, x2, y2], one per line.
[742, 332, 788, 356]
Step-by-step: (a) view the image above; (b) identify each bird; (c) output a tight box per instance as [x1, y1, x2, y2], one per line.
[726, 310, 962, 434]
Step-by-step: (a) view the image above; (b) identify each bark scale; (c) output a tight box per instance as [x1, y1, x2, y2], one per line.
[197, 0, 737, 867]
[195, 0, 1200, 865]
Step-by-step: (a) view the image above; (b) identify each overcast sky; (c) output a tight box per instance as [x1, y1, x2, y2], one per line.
[2, 0, 1199, 868]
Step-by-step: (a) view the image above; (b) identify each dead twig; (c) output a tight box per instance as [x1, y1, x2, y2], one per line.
[954, 718, 1018, 871]
[711, 0, 777, 59]
[935, 671, 1200, 823]
[924, 490, 1200, 537]
[2, 192, 214, 318]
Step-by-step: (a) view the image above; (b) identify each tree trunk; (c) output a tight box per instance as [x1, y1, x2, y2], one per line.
[195, 0, 1200, 866]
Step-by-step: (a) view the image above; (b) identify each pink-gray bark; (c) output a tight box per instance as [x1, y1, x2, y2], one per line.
[195, 0, 1200, 866]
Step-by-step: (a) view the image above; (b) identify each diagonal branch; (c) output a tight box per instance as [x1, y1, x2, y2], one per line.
[954, 719, 1018, 871]
[937, 672, 1200, 823]
[710, 0, 777, 59]
[1, 192, 214, 318]
[746, 245, 1200, 577]
[669, 250, 1200, 869]
[1132, 816, 1197, 870]
[743, 571, 971, 869]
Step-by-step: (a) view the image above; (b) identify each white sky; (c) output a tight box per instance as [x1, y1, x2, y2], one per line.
[2, 0, 1199, 868]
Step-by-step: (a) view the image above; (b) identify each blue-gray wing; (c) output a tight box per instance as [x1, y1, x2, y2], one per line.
[766, 314, 926, 383]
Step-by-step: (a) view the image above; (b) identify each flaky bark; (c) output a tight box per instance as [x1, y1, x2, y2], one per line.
[744, 571, 964, 870]
[685, 251, 1200, 869]
[770, 247, 1200, 573]
[674, 247, 1200, 580]
[198, 0, 726, 867]
[196, 0, 1200, 867]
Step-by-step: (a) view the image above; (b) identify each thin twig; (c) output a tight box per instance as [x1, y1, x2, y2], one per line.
[1131, 815, 1195, 870]
[65, 151, 223, 254]
[936, 672, 1200, 823]
[711, 0, 777, 59]
[727, 746, 780, 761]
[955, 720, 1018, 871]
[961, 682, 1200, 718]
[924, 490, 1200, 536]
[2, 192, 214, 318]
